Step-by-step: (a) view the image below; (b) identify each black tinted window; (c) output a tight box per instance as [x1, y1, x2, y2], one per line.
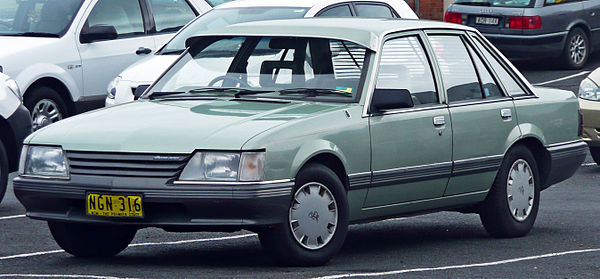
[86, 0, 144, 38]
[472, 36, 526, 96]
[377, 36, 438, 105]
[318, 5, 353, 17]
[465, 42, 502, 98]
[149, 0, 196, 33]
[429, 35, 482, 102]
[355, 4, 394, 18]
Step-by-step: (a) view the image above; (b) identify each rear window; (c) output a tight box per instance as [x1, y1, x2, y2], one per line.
[453, 0, 535, 8]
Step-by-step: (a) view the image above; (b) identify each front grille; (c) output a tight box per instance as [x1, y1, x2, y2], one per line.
[66, 151, 190, 178]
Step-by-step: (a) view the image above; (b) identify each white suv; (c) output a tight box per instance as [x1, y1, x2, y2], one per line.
[0, 0, 226, 131]
[105, 0, 418, 106]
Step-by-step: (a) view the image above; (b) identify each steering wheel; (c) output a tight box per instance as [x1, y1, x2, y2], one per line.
[208, 75, 248, 88]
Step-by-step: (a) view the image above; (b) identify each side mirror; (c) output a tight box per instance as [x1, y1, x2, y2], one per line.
[370, 89, 414, 113]
[80, 24, 118, 44]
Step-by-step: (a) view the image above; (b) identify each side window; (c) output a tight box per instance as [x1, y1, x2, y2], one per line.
[429, 35, 482, 102]
[318, 5, 353, 17]
[472, 36, 526, 96]
[354, 4, 394, 18]
[376, 36, 438, 105]
[85, 0, 144, 38]
[465, 42, 503, 98]
[148, 0, 196, 33]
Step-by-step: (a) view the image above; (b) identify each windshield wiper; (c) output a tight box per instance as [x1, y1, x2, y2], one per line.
[148, 88, 272, 100]
[278, 88, 354, 98]
[455, 1, 492, 6]
[4, 32, 60, 37]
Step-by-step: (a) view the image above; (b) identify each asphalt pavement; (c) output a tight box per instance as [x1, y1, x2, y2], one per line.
[1, 56, 599, 279]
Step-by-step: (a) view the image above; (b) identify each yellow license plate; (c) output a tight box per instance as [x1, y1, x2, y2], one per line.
[86, 193, 143, 218]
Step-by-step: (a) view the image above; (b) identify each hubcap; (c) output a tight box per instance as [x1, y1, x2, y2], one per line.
[507, 159, 535, 222]
[31, 99, 62, 131]
[569, 34, 586, 65]
[289, 182, 338, 250]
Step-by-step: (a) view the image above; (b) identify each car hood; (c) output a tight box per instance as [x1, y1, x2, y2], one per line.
[119, 54, 178, 83]
[28, 98, 347, 153]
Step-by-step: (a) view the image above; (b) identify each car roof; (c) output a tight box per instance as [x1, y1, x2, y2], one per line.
[188, 18, 476, 51]
[217, 0, 352, 9]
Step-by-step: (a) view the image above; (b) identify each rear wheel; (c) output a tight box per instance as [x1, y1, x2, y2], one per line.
[562, 28, 589, 69]
[0, 140, 8, 205]
[479, 145, 540, 238]
[24, 86, 69, 131]
[590, 147, 600, 166]
[48, 222, 136, 257]
[259, 163, 348, 266]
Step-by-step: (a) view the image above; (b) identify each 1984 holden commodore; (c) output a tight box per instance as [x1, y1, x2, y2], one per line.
[14, 18, 586, 266]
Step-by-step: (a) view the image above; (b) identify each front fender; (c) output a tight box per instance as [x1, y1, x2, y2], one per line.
[290, 139, 350, 179]
[16, 63, 80, 102]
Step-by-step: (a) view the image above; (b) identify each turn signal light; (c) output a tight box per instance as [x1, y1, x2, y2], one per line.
[508, 16, 542, 30]
[444, 12, 464, 24]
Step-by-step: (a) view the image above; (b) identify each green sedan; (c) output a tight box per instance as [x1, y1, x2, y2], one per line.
[14, 18, 586, 266]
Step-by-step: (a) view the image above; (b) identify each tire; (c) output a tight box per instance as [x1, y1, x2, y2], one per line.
[48, 221, 136, 257]
[258, 163, 349, 266]
[0, 140, 8, 205]
[479, 145, 540, 238]
[24, 86, 69, 131]
[590, 147, 600, 166]
[562, 28, 589, 69]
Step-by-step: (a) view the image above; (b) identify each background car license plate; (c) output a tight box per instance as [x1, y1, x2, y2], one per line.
[87, 193, 143, 217]
[476, 17, 499, 25]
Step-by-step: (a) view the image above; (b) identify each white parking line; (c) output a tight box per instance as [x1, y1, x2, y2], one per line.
[0, 233, 256, 261]
[0, 214, 26, 221]
[311, 248, 600, 279]
[0, 274, 138, 279]
[581, 163, 597, 167]
[533, 71, 590, 86]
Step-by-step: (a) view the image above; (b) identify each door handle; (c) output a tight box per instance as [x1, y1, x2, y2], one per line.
[433, 116, 446, 126]
[501, 109, 512, 119]
[136, 47, 152, 55]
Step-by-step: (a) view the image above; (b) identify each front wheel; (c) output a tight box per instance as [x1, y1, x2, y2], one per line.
[48, 222, 136, 257]
[590, 147, 600, 166]
[259, 163, 348, 266]
[479, 145, 540, 238]
[24, 86, 69, 131]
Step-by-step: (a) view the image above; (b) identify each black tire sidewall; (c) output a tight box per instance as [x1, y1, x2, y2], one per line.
[24, 86, 70, 120]
[48, 221, 136, 257]
[480, 145, 540, 238]
[590, 146, 600, 166]
[0, 140, 8, 204]
[259, 163, 349, 266]
[563, 28, 589, 69]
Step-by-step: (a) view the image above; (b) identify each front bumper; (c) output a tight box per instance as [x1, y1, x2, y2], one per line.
[580, 98, 600, 147]
[483, 32, 567, 59]
[14, 175, 294, 231]
[544, 140, 587, 190]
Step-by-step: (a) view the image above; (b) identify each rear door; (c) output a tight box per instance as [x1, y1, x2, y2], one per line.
[426, 31, 519, 196]
[146, 0, 199, 49]
[539, 0, 585, 35]
[77, 0, 155, 98]
[583, 0, 600, 47]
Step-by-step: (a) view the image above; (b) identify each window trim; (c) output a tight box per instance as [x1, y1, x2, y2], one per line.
[365, 31, 443, 116]
[351, 1, 399, 18]
[143, 0, 199, 35]
[315, 3, 356, 17]
[462, 35, 507, 99]
[79, 0, 150, 43]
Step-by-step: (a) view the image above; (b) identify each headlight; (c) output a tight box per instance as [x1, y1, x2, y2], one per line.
[19, 146, 69, 178]
[179, 151, 265, 182]
[579, 78, 600, 101]
[107, 76, 121, 100]
[5, 78, 22, 102]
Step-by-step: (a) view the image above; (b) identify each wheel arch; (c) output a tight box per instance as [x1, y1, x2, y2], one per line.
[293, 149, 350, 193]
[507, 136, 551, 189]
[24, 77, 76, 115]
[567, 21, 591, 40]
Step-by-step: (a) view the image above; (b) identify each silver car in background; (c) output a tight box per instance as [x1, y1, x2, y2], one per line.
[446, 0, 600, 69]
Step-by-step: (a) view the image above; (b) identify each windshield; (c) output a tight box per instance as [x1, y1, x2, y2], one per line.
[0, 0, 85, 36]
[159, 7, 308, 54]
[454, 0, 534, 7]
[149, 36, 369, 103]
[206, 0, 233, 7]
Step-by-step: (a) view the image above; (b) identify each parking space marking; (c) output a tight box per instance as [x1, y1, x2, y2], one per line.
[581, 163, 597, 167]
[0, 233, 256, 261]
[533, 71, 590, 86]
[311, 248, 600, 279]
[0, 274, 138, 279]
[0, 214, 26, 221]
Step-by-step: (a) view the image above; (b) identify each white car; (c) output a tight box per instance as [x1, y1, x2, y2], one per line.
[105, 0, 418, 106]
[0, 72, 31, 204]
[0, 0, 226, 131]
